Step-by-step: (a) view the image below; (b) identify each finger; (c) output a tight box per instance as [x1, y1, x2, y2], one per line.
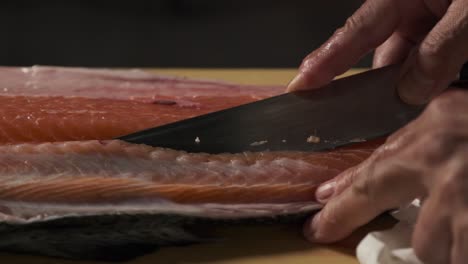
[451, 213, 468, 264]
[398, 1, 468, 105]
[316, 89, 468, 203]
[414, 152, 468, 264]
[448, 152, 468, 264]
[412, 195, 452, 264]
[315, 118, 422, 203]
[306, 157, 423, 243]
[373, 0, 441, 69]
[373, 32, 414, 68]
[384, 118, 419, 145]
[287, 0, 399, 92]
[315, 145, 392, 203]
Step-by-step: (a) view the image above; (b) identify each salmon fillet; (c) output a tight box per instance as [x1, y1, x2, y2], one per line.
[0, 95, 262, 143]
[0, 66, 283, 100]
[0, 140, 373, 207]
[0, 66, 284, 144]
[0, 66, 380, 261]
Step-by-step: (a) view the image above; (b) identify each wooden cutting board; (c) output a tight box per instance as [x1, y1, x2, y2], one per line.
[0, 68, 391, 264]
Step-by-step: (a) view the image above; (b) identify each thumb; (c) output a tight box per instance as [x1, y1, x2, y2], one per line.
[305, 158, 423, 243]
[398, 1, 468, 105]
[315, 131, 415, 203]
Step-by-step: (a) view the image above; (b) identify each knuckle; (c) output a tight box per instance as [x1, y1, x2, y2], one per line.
[424, 128, 456, 149]
[429, 147, 468, 202]
[415, 134, 449, 163]
[425, 94, 464, 129]
[427, 93, 456, 116]
[416, 126, 466, 166]
[417, 35, 453, 80]
[437, 171, 462, 197]
[332, 25, 347, 38]
[437, 90, 468, 104]
[434, 91, 468, 125]
[342, 16, 378, 48]
[335, 167, 359, 193]
[420, 35, 441, 57]
[437, 90, 468, 110]
[370, 143, 394, 163]
[351, 167, 373, 198]
[385, 125, 410, 144]
[343, 15, 362, 33]
[437, 118, 460, 134]
[420, 34, 445, 60]
[350, 161, 385, 210]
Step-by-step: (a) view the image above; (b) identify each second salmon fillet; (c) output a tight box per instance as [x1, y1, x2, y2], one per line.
[0, 140, 374, 206]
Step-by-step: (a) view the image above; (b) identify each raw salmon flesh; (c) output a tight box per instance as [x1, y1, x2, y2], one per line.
[0, 66, 378, 261]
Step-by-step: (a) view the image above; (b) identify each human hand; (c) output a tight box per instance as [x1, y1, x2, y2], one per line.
[287, 0, 468, 105]
[304, 90, 468, 263]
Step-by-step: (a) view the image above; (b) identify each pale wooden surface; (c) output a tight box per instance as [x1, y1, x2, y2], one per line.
[0, 68, 382, 264]
[148, 68, 366, 86]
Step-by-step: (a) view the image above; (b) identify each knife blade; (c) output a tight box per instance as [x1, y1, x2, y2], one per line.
[118, 65, 418, 153]
[118, 64, 465, 153]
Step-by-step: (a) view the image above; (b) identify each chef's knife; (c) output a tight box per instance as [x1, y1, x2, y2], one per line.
[119, 64, 468, 153]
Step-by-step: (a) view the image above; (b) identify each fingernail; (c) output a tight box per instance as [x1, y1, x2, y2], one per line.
[286, 74, 307, 92]
[304, 213, 321, 242]
[316, 181, 336, 202]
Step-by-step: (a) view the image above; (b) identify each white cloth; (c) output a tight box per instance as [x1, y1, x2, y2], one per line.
[356, 199, 424, 264]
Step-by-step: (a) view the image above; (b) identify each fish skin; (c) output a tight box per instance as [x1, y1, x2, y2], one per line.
[0, 139, 376, 261]
[0, 67, 381, 261]
[0, 212, 202, 261]
[0, 208, 312, 261]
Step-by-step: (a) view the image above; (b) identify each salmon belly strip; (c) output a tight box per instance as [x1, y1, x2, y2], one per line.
[0, 140, 374, 205]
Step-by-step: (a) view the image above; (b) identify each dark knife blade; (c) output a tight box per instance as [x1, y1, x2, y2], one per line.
[118, 65, 426, 153]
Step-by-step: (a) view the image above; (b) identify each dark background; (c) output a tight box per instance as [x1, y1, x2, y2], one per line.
[0, 0, 370, 68]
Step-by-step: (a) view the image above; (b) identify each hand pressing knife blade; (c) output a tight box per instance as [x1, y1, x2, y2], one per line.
[118, 64, 468, 154]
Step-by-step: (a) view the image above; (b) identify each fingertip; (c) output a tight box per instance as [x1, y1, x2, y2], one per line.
[397, 86, 424, 105]
[372, 48, 390, 69]
[316, 181, 336, 203]
[372, 57, 386, 69]
[372, 32, 414, 70]
[304, 212, 339, 243]
[397, 67, 435, 105]
[287, 55, 336, 92]
[303, 216, 314, 242]
[303, 213, 321, 242]
[286, 74, 308, 92]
